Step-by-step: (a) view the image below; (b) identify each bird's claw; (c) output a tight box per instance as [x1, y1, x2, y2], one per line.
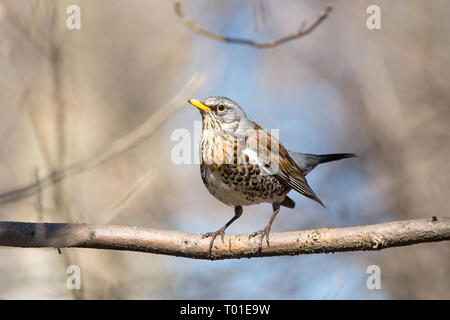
[249, 226, 271, 253]
[202, 229, 225, 258]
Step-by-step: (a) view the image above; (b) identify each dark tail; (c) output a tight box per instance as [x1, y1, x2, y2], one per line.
[288, 151, 357, 176]
[315, 153, 357, 164]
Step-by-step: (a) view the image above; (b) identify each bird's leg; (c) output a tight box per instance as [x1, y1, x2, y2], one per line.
[249, 203, 280, 253]
[202, 205, 243, 257]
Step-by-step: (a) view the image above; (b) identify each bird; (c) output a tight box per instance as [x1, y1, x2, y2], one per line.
[188, 96, 356, 256]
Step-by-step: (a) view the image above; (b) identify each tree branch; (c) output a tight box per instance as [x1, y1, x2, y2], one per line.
[0, 217, 448, 260]
[173, 0, 334, 48]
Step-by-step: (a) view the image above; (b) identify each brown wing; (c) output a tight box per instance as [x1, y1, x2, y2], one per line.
[247, 123, 325, 207]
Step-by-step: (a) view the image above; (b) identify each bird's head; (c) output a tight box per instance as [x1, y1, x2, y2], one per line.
[188, 96, 249, 133]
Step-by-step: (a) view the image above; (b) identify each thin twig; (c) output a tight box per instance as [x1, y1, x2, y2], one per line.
[25, 90, 56, 172]
[0, 217, 448, 260]
[33, 169, 44, 221]
[0, 74, 205, 204]
[98, 170, 158, 224]
[173, 0, 334, 48]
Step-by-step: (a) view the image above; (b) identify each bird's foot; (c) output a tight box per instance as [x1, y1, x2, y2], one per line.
[249, 225, 271, 253]
[202, 228, 226, 258]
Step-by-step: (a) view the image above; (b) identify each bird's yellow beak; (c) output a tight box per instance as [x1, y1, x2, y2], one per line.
[189, 99, 211, 112]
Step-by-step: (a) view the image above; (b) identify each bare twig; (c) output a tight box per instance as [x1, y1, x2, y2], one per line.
[173, 0, 334, 48]
[0, 217, 448, 260]
[33, 169, 43, 221]
[0, 74, 205, 204]
[98, 170, 158, 224]
[25, 90, 55, 172]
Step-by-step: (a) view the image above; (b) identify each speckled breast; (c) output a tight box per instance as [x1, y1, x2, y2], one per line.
[200, 163, 290, 206]
[199, 121, 290, 206]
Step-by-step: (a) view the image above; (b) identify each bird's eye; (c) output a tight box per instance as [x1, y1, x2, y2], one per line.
[217, 104, 225, 112]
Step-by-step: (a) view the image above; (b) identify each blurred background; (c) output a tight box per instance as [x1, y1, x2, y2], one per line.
[0, 0, 449, 299]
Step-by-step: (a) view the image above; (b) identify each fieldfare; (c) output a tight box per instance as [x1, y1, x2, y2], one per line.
[189, 96, 356, 256]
